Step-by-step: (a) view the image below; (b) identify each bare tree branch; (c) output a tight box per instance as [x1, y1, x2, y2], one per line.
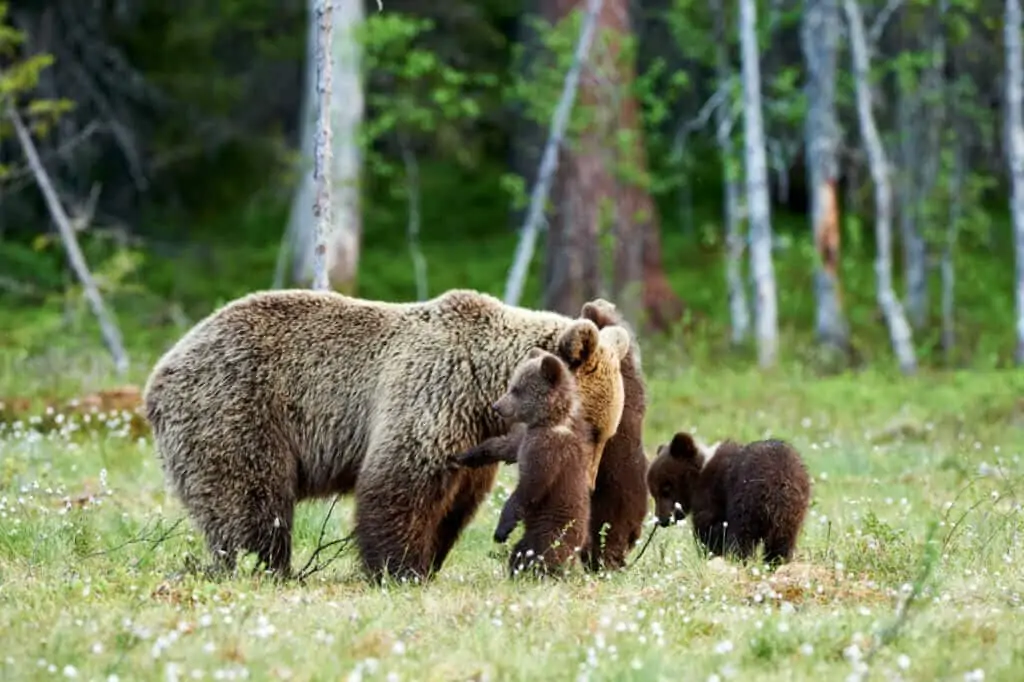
[7, 102, 130, 375]
[867, 0, 904, 46]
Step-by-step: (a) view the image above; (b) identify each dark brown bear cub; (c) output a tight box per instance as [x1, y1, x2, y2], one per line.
[646, 432, 811, 567]
[454, 348, 592, 577]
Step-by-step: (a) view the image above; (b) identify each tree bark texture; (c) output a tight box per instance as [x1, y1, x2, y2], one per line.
[844, 0, 918, 374]
[543, 0, 682, 331]
[801, 0, 849, 350]
[711, 1, 750, 346]
[1006, 0, 1024, 364]
[739, 0, 779, 368]
[283, 0, 363, 293]
[311, 0, 334, 292]
[505, 0, 604, 307]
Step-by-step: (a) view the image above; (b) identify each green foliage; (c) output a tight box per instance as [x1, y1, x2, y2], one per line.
[359, 13, 498, 179]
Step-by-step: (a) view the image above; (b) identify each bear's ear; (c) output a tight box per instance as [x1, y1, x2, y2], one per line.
[668, 432, 700, 460]
[580, 299, 621, 329]
[557, 319, 600, 369]
[600, 325, 632, 362]
[539, 354, 566, 385]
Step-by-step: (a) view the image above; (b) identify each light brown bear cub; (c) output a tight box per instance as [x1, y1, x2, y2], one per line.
[454, 349, 594, 577]
[646, 432, 811, 567]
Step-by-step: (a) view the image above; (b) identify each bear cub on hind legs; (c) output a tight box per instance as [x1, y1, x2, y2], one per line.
[646, 432, 811, 567]
[453, 348, 595, 578]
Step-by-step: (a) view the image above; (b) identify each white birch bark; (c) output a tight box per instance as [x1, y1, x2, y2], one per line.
[897, 87, 928, 328]
[801, 0, 848, 350]
[279, 0, 363, 291]
[942, 133, 962, 361]
[739, 0, 778, 368]
[8, 104, 129, 375]
[1006, 0, 1024, 365]
[844, 0, 917, 374]
[711, 1, 750, 346]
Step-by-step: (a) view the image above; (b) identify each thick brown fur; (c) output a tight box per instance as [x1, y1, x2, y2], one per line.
[454, 349, 592, 577]
[142, 288, 629, 582]
[577, 300, 651, 572]
[647, 432, 811, 567]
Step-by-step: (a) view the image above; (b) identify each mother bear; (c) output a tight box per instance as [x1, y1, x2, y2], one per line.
[142, 288, 633, 582]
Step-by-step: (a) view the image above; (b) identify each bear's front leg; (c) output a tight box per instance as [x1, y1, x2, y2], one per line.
[452, 433, 521, 469]
[494, 489, 523, 543]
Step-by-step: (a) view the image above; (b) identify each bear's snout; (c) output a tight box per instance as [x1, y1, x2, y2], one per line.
[492, 397, 514, 421]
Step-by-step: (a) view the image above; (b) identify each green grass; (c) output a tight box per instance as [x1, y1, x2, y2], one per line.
[1, 345, 1023, 681]
[1, 185, 1023, 680]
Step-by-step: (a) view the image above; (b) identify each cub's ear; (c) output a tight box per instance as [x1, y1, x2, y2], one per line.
[557, 319, 599, 369]
[668, 432, 701, 460]
[525, 347, 547, 361]
[600, 325, 632, 362]
[580, 299, 621, 329]
[538, 353, 566, 385]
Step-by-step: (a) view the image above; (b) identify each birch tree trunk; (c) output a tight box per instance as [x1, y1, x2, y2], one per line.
[739, 0, 778, 368]
[896, 85, 929, 329]
[1006, 0, 1024, 365]
[844, 0, 917, 375]
[942, 132, 963, 362]
[802, 0, 848, 351]
[280, 0, 363, 293]
[9, 104, 130, 375]
[712, 1, 750, 346]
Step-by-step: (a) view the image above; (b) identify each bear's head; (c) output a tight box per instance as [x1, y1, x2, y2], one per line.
[492, 349, 578, 428]
[646, 431, 718, 527]
[556, 320, 631, 434]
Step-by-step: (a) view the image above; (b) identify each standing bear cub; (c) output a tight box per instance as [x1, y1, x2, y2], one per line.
[454, 348, 597, 577]
[646, 432, 811, 567]
[577, 300, 650, 572]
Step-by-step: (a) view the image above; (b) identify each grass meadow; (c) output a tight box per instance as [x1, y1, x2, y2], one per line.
[1, 342, 1022, 682]
[2, 211, 1024, 681]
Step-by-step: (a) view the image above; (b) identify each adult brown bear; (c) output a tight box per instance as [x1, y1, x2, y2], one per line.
[142, 288, 630, 583]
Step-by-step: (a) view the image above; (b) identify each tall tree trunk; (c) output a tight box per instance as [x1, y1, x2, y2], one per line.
[280, 0, 363, 293]
[844, 0, 917, 374]
[504, 0, 604, 308]
[544, 0, 611, 316]
[1006, 0, 1024, 365]
[711, 1, 750, 346]
[942, 128, 963, 363]
[544, 0, 683, 330]
[896, 13, 929, 329]
[739, 0, 779, 368]
[802, 0, 848, 351]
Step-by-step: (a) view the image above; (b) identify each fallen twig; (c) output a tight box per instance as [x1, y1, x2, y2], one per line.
[626, 524, 659, 569]
[296, 495, 356, 580]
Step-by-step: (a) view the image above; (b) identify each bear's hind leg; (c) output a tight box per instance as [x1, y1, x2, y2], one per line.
[762, 528, 799, 567]
[171, 436, 298, 579]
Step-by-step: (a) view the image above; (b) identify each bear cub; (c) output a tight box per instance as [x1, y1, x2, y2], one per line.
[646, 432, 811, 567]
[453, 348, 593, 577]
